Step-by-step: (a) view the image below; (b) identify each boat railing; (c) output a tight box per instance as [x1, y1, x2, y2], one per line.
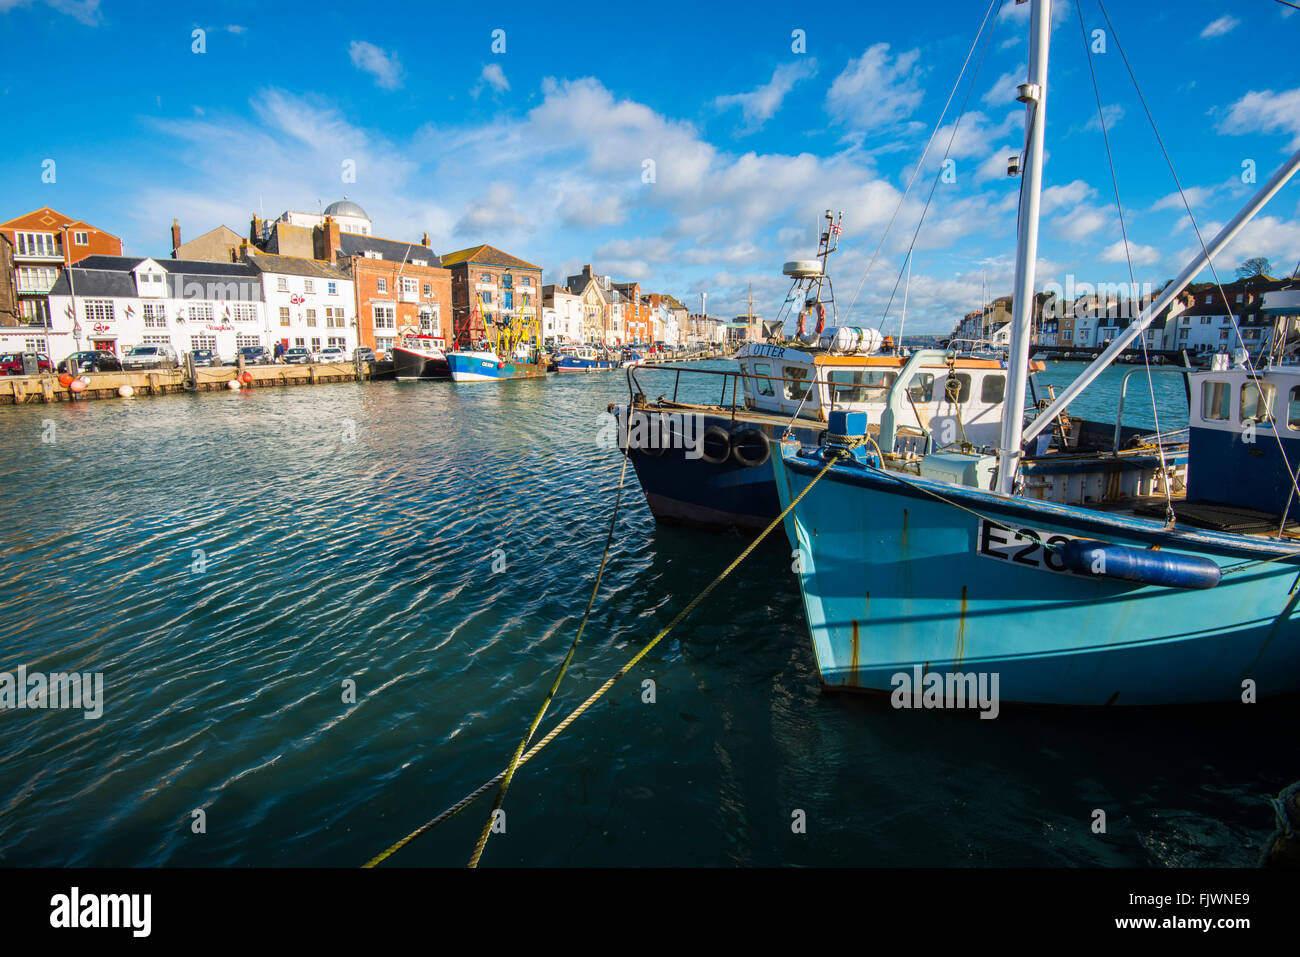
[626, 361, 878, 428]
[1086, 365, 1194, 454]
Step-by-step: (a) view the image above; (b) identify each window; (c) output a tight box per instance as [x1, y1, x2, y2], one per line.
[480, 273, 491, 283]
[280, 306, 291, 326]
[303, 279, 315, 294]
[753, 362, 775, 396]
[981, 374, 1006, 404]
[423, 283, 432, 297]
[277, 277, 289, 292]
[190, 303, 214, 322]
[1201, 381, 1232, 421]
[311, 337, 321, 350]
[1201, 317, 1211, 324]
[1289, 386, 1300, 431]
[142, 303, 166, 328]
[328, 336, 347, 348]
[326, 307, 345, 328]
[402, 278, 417, 296]
[16, 266, 57, 292]
[1205, 294, 1213, 304]
[84, 299, 114, 323]
[1241, 381, 1276, 424]
[141, 335, 172, 346]
[482, 291, 492, 305]
[328, 281, 337, 295]
[1236, 294, 1243, 303]
[827, 369, 894, 403]
[190, 335, 216, 351]
[305, 308, 317, 328]
[1219, 330, 1230, 340]
[783, 366, 810, 401]
[521, 277, 533, 287]
[233, 304, 257, 323]
[504, 291, 514, 310]
[1179, 329, 1189, 340]
[294, 337, 306, 347]
[235, 334, 261, 349]
[905, 373, 935, 402]
[373, 305, 395, 329]
[16, 232, 59, 256]
[74, 231, 88, 245]
[377, 278, 388, 293]
[376, 336, 395, 353]
[502, 275, 513, 289]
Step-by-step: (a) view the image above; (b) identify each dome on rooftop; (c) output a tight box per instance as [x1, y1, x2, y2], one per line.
[323, 199, 369, 220]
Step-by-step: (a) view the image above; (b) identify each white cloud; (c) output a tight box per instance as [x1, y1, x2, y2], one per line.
[473, 63, 510, 99]
[714, 60, 817, 133]
[349, 41, 403, 90]
[825, 44, 924, 132]
[0, 0, 99, 24]
[1218, 86, 1300, 146]
[1082, 103, 1125, 133]
[1151, 186, 1216, 212]
[1200, 15, 1239, 39]
[981, 66, 1025, 109]
[1100, 240, 1162, 267]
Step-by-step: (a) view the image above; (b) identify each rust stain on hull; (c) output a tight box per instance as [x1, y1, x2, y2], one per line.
[848, 618, 861, 687]
[955, 585, 968, 667]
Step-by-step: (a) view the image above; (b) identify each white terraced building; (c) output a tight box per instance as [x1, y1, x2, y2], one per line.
[243, 250, 357, 356]
[46, 256, 267, 364]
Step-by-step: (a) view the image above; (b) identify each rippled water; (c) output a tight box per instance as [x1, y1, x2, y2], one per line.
[0, 362, 1292, 867]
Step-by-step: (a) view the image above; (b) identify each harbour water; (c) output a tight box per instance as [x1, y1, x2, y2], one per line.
[0, 361, 1292, 866]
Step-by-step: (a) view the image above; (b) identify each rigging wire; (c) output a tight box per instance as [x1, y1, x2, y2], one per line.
[842, 0, 1004, 322]
[1076, 0, 1176, 526]
[1097, 0, 1300, 538]
[874, 0, 1005, 328]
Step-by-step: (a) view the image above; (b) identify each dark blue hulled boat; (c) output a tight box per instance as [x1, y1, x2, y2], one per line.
[554, 346, 618, 374]
[771, 0, 1300, 706]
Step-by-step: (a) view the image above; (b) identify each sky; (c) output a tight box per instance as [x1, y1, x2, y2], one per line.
[4, 0, 1300, 335]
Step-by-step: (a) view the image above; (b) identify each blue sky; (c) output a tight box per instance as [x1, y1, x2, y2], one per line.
[4, 0, 1300, 334]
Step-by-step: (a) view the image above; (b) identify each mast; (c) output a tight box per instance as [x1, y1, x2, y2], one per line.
[996, 0, 1052, 494]
[899, 249, 912, 347]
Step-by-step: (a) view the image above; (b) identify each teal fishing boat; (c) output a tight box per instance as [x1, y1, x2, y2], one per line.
[771, 0, 1300, 706]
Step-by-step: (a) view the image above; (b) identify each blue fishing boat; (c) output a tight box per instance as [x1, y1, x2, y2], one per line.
[770, 0, 1300, 706]
[446, 347, 547, 382]
[554, 346, 618, 374]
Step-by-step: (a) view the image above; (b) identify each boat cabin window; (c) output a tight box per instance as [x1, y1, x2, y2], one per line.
[1290, 386, 1300, 432]
[905, 373, 935, 402]
[752, 362, 775, 397]
[827, 369, 895, 402]
[783, 366, 810, 401]
[1241, 381, 1276, 424]
[942, 373, 972, 403]
[1200, 380, 1232, 421]
[981, 374, 1006, 404]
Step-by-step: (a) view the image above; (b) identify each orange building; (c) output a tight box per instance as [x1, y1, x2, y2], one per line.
[319, 217, 452, 354]
[0, 206, 121, 326]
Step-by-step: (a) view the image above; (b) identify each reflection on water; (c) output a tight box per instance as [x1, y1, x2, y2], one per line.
[0, 364, 1290, 866]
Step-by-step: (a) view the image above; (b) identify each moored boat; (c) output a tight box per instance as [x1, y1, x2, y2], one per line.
[393, 334, 450, 381]
[770, 0, 1300, 706]
[554, 346, 618, 373]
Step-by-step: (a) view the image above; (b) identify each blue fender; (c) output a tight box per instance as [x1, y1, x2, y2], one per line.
[1056, 539, 1221, 589]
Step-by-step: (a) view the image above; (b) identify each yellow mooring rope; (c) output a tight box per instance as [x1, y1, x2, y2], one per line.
[362, 446, 846, 868]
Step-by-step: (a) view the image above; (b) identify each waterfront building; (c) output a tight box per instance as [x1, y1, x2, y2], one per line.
[0, 207, 122, 352]
[256, 199, 374, 249]
[612, 282, 650, 343]
[243, 249, 357, 355]
[542, 284, 583, 343]
[0, 235, 19, 329]
[442, 245, 543, 349]
[45, 255, 264, 362]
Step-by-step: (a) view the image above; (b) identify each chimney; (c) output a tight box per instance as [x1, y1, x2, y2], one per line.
[421, 231, 430, 247]
[320, 215, 342, 264]
[250, 215, 262, 245]
[171, 218, 182, 258]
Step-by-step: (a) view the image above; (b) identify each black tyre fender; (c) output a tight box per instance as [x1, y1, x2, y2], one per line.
[700, 425, 732, 465]
[730, 428, 770, 468]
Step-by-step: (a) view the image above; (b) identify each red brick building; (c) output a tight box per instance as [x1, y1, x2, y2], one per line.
[440, 244, 543, 349]
[0, 206, 121, 326]
[318, 218, 453, 355]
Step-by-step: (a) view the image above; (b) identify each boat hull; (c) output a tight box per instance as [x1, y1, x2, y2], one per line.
[446, 351, 547, 382]
[555, 357, 618, 373]
[393, 346, 450, 381]
[620, 407, 822, 531]
[773, 445, 1300, 705]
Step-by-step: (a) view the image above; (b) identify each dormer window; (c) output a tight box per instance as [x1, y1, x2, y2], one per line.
[411, 259, 428, 267]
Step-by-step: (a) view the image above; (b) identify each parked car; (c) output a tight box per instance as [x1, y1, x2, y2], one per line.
[121, 344, 179, 370]
[0, 352, 54, 375]
[58, 350, 121, 374]
[282, 347, 312, 365]
[235, 345, 273, 366]
[189, 349, 220, 367]
[353, 346, 375, 363]
[313, 346, 347, 363]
